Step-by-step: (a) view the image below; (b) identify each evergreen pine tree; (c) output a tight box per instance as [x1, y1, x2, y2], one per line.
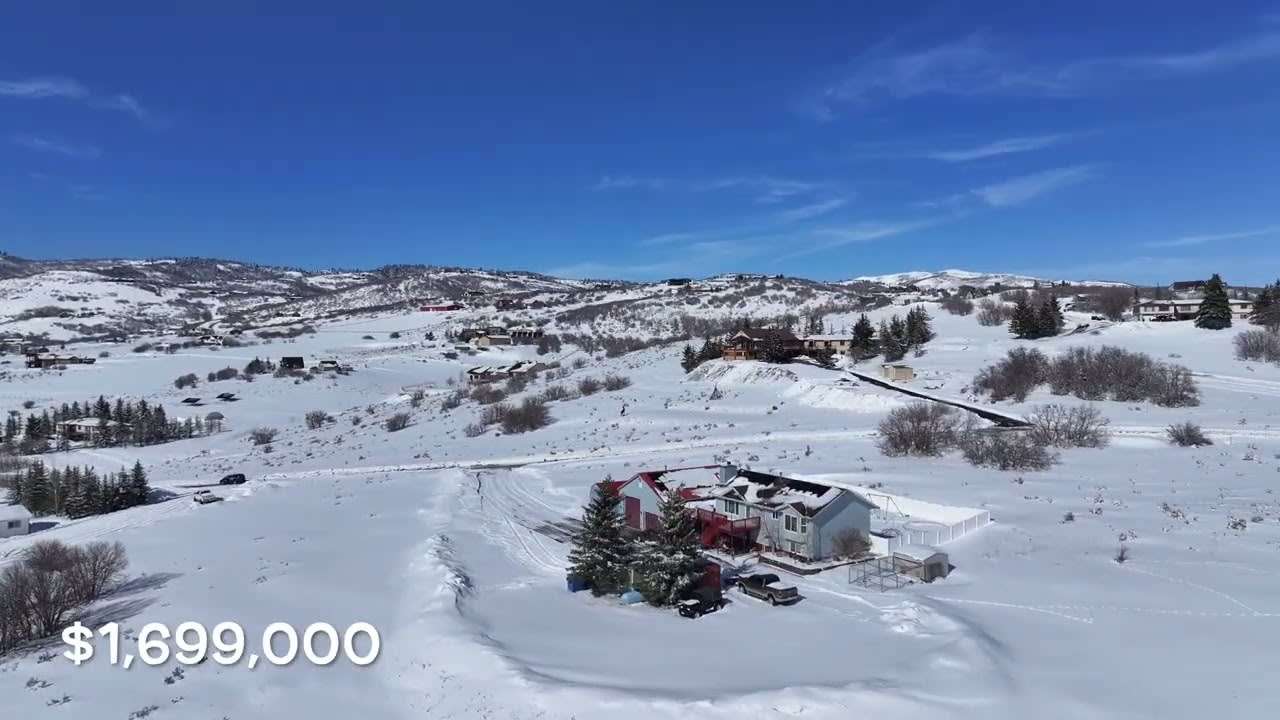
[567, 483, 631, 596]
[633, 493, 705, 606]
[1036, 297, 1064, 337]
[696, 338, 720, 365]
[83, 470, 103, 516]
[7, 470, 23, 505]
[70, 400, 82, 419]
[879, 318, 906, 361]
[680, 344, 698, 373]
[62, 467, 84, 518]
[904, 306, 934, 347]
[758, 332, 790, 364]
[1250, 281, 1280, 331]
[850, 314, 877, 360]
[128, 461, 149, 507]
[1195, 273, 1233, 329]
[23, 461, 53, 515]
[94, 395, 111, 421]
[1010, 297, 1039, 338]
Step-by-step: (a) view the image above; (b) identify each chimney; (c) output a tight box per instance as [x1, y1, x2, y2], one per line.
[718, 463, 738, 485]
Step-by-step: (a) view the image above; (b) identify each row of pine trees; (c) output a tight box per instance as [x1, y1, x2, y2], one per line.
[2, 396, 215, 455]
[1194, 274, 1280, 331]
[1250, 279, 1280, 331]
[1010, 295, 1065, 339]
[568, 484, 705, 606]
[6, 460, 150, 518]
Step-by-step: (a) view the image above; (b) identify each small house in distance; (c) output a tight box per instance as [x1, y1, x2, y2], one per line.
[476, 334, 512, 347]
[722, 328, 802, 361]
[55, 419, 122, 445]
[801, 335, 854, 354]
[880, 364, 916, 382]
[0, 504, 32, 538]
[466, 361, 546, 384]
[280, 356, 305, 370]
[509, 327, 544, 343]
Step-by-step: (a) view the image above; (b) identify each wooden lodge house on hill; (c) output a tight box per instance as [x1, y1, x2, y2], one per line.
[722, 328, 802, 361]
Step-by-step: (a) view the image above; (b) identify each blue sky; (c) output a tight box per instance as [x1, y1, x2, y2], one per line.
[2, 1, 1279, 283]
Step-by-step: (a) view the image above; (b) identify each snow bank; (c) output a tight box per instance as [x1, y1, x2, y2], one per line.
[686, 360, 798, 385]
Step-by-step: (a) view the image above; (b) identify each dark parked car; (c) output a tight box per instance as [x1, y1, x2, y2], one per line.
[219, 473, 247, 485]
[676, 587, 725, 619]
[735, 573, 799, 606]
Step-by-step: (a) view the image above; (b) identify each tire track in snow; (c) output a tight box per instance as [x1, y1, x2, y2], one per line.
[1113, 563, 1264, 616]
[919, 596, 1095, 624]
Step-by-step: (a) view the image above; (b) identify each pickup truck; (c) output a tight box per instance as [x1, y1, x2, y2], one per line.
[735, 573, 799, 606]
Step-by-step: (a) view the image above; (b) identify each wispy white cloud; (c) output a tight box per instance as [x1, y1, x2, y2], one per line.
[1, 75, 160, 127]
[808, 28, 1280, 118]
[1125, 32, 1280, 73]
[971, 165, 1094, 207]
[0, 76, 88, 99]
[926, 133, 1072, 162]
[1145, 225, 1280, 248]
[548, 236, 769, 280]
[12, 134, 101, 159]
[641, 232, 700, 247]
[594, 175, 669, 190]
[775, 197, 849, 222]
[777, 218, 943, 260]
[96, 93, 161, 127]
[595, 173, 821, 203]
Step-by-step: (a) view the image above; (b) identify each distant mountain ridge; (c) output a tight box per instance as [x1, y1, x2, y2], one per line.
[850, 268, 1131, 291]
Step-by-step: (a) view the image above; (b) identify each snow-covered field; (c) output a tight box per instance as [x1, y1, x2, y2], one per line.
[2, 298, 1279, 719]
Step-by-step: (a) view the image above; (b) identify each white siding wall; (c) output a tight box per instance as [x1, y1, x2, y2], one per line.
[0, 518, 30, 538]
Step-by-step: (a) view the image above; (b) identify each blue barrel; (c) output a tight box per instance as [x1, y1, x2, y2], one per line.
[566, 575, 587, 593]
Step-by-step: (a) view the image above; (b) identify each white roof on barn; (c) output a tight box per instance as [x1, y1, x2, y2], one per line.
[0, 504, 32, 522]
[801, 335, 854, 342]
[57, 419, 120, 429]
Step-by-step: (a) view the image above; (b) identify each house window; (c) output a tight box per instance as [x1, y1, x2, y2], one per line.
[801, 518, 808, 534]
[788, 541, 804, 554]
[723, 500, 741, 516]
[784, 515, 801, 532]
[6, 520, 19, 529]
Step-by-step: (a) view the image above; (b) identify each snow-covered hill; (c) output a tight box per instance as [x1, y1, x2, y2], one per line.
[850, 268, 1132, 291]
[0, 281, 1278, 719]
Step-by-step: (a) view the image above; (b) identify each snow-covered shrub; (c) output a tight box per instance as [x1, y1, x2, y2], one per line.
[207, 367, 239, 382]
[539, 385, 574, 402]
[98, 351, 110, 358]
[440, 390, 466, 412]
[959, 429, 1058, 471]
[977, 346, 1199, 407]
[304, 411, 330, 430]
[973, 348, 1049, 402]
[389, 331, 401, 339]
[572, 357, 588, 370]
[1167, 422, 1212, 447]
[384, 413, 410, 432]
[577, 377, 603, 396]
[505, 375, 529, 394]
[350, 415, 362, 426]
[463, 422, 487, 437]
[940, 295, 974, 316]
[249, 427, 277, 446]
[498, 398, 550, 434]
[409, 390, 426, 408]
[1234, 330, 1280, 364]
[1027, 404, 1110, 448]
[830, 529, 871, 559]
[976, 298, 1012, 326]
[173, 373, 199, 390]
[21, 400, 36, 410]
[132, 343, 153, 353]
[470, 384, 506, 405]
[603, 374, 632, 391]
[876, 403, 959, 457]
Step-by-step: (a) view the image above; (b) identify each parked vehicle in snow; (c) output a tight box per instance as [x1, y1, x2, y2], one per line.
[735, 573, 798, 605]
[193, 490, 223, 504]
[677, 587, 726, 618]
[219, 473, 247, 485]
